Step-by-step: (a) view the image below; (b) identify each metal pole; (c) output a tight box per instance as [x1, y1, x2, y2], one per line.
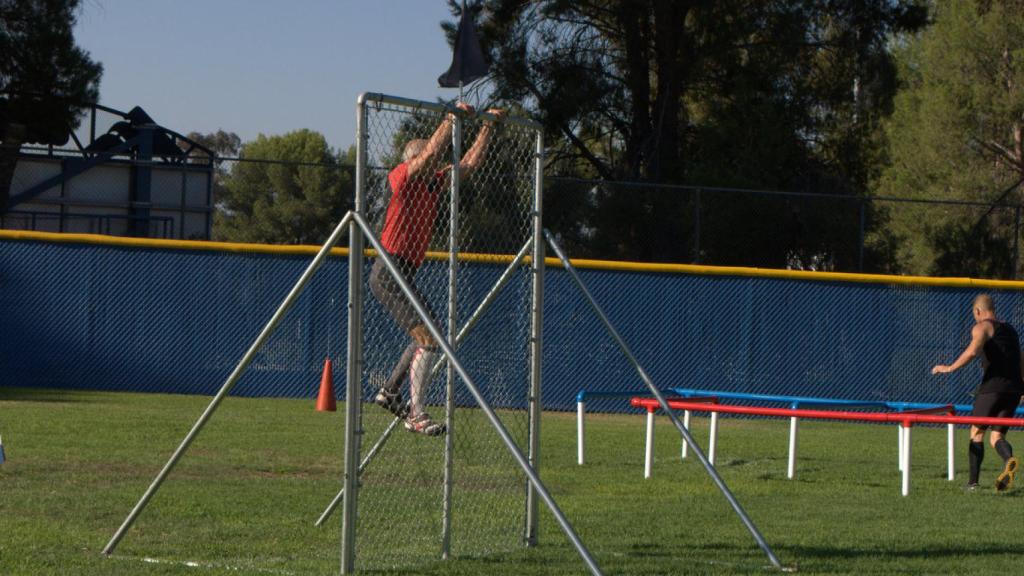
[179, 165, 187, 240]
[692, 188, 701, 263]
[352, 212, 602, 576]
[858, 199, 866, 273]
[315, 240, 534, 527]
[341, 219, 363, 574]
[316, 417, 400, 528]
[442, 109, 462, 560]
[101, 213, 353, 557]
[341, 96, 371, 574]
[543, 229, 783, 570]
[1014, 206, 1020, 279]
[526, 129, 545, 546]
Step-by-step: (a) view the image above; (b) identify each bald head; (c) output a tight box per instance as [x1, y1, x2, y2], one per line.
[973, 293, 997, 321]
[403, 139, 427, 162]
[974, 294, 995, 313]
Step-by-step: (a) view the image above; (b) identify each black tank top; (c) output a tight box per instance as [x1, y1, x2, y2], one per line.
[979, 320, 1023, 394]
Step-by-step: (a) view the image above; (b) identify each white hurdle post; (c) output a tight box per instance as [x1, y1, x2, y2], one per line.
[947, 423, 955, 481]
[901, 423, 912, 496]
[787, 416, 799, 479]
[644, 407, 655, 478]
[577, 400, 585, 466]
[709, 411, 719, 466]
[680, 410, 691, 459]
[897, 425, 904, 472]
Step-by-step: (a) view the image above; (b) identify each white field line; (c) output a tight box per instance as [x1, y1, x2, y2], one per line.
[108, 554, 299, 575]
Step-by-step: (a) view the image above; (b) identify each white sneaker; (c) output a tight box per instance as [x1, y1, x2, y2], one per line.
[404, 412, 446, 436]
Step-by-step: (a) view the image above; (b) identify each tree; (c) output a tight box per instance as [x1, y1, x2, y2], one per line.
[457, 0, 926, 268]
[0, 0, 102, 211]
[186, 129, 241, 159]
[875, 1, 1024, 278]
[185, 130, 241, 234]
[214, 130, 354, 245]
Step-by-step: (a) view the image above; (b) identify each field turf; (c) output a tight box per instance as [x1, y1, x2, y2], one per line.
[1, 386, 1021, 575]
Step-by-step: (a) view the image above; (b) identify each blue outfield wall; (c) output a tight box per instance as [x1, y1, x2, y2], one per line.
[3, 231, 1024, 414]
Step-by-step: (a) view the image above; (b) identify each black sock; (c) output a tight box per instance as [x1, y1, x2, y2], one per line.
[384, 343, 418, 393]
[994, 438, 1014, 462]
[969, 441, 985, 484]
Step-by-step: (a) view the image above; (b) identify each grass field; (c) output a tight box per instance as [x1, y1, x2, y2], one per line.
[2, 386, 1022, 575]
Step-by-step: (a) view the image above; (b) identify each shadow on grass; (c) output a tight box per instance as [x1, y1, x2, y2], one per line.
[0, 386, 94, 403]
[784, 541, 1022, 561]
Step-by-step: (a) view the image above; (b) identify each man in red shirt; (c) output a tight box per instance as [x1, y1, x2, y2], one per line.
[370, 101, 503, 436]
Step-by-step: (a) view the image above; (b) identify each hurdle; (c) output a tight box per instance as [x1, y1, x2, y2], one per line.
[632, 397, 1024, 496]
[671, 387, 1024, 481]
[574, 389, 674, 465]
[886, 401, 1024, 481]
[577, 386, 953, 477]
[639, 396, 717, 477]
[673, 387, 888, 479]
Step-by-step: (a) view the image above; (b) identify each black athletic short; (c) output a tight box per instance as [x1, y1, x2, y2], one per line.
[972, 392, 1023, 434]
[369, 257, 435, 333]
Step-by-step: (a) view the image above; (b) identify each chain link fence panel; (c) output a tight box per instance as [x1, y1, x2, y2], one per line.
[544, 177, 1024, 278]
[351, 95, 538, 571]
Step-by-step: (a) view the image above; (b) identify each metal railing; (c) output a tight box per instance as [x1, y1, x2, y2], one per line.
[544, 176, 1024, 278]
[0, 210, 175, 238]
[11, 144, 1022, 278]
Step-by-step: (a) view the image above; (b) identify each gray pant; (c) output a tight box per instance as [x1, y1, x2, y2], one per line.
[369, 257, 434, 333]
[369, 257, 439, 393]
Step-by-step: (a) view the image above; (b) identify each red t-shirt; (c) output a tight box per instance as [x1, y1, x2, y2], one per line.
[380, 162, 446, 267]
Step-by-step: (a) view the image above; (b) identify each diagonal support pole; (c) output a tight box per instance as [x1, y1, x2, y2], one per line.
[102, 212, 355, 556]
[351, 213, 602, 575]
[315, 238, 534, 526]
[315, 416, 401, 528]
[543, 229, 784, 571]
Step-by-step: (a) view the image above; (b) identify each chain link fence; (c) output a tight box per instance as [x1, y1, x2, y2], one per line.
[8, 140, 1022, 279]
[543, 177, 1024, 278]
[349, 96, 539, 571]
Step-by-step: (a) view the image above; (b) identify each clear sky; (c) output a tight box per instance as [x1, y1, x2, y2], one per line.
[73, 0, 466, 153]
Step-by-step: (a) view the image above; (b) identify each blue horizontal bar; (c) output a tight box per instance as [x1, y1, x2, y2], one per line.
[575, 389, 674, 403]
[671, 387, 1024, 417]
[575, 386, 1024, 419]
[671, 387, 886, 409]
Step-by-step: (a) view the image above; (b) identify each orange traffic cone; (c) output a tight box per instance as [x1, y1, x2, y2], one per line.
[316, 358, 337, 412]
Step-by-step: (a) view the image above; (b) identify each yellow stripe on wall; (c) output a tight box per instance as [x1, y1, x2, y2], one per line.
[3, 229, 1024, 290]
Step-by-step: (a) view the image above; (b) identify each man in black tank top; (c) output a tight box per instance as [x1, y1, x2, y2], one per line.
[932, 294, 1023, 491]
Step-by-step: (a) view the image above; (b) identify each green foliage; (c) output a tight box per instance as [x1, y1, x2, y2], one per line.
[185, 129, 241, 159]
[213, 130, 354, 245]
[0, 0, 102, 208]
[465, 0, 927, 269]
[875, 1, 1024, 277]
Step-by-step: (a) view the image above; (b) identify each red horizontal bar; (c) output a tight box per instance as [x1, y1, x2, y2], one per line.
[629, 397, 1024, 428]
[641, 396, 717, 412]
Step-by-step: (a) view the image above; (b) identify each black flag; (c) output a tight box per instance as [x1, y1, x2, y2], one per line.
[438, 3, 489, 88]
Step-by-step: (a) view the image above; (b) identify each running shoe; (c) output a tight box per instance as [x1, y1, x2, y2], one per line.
[374, 388, 409, 419]
[995, 456, 1019, 492]
[404, 412, 446, 436]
